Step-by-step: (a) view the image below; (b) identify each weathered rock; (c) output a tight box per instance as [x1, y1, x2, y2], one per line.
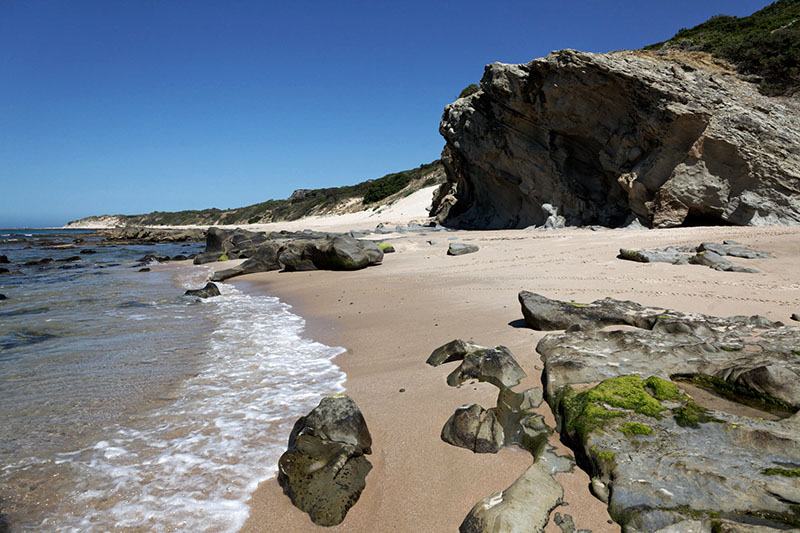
[534, 294, 800, 531]
[448, 243, 479, 256]
[442, 404, 505, 453]
[446, 346, 526, 389]
[460, 452, 568, 533]
[519, 290, 666, 331]
[56, 256, 81, 263]
[792, 313, 800, 322]
[432, 49, 800, 229]
[619, 247, 687, 264]
[0, 255, 8, 264]
[0, 294, 6, 301]
[23, 258, 53, 266]
[689, 250, 759, 273]
[279, 235, 383, 272]
[426, 339, 488, 366]
[98, 227, 205, 243]
[277, 395, 372, 526]
[0, 268, 9, 274]
[184, 282, 221, 299]
[138, 267, 150, 272]
[697, 241, 774, 259]
[376, 242, 395, 253]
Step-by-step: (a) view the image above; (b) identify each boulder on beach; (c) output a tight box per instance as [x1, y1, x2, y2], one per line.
[184, 282, 221, 299]
[426, 339, 487, 366]
[447, 243, 479, 256]
[441, 404, 505, 454]
[446, 345, 527, 389]
[278, 394, 372, 526]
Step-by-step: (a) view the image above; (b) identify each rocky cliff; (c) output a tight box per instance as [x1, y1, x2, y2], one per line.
[431, 49, 800, 229]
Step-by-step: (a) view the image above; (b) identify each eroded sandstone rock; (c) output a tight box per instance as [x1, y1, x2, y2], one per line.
[533, 294, 800, 531]
[432, 49, 800, 229]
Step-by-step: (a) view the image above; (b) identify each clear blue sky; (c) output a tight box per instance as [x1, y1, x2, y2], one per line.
[0, 0, 770, 227]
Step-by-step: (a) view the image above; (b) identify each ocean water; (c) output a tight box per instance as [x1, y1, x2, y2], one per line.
[0, 230, 346, 531]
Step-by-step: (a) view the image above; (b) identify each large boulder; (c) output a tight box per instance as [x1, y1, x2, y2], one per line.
[277, 394, 372, 526]
[432, 49, 800, 229]
[445, 346, 526, 389]
[519, 291, 665, 331]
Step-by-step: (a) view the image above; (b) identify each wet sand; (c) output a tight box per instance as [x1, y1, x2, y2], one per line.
[215, 223, 800, 532]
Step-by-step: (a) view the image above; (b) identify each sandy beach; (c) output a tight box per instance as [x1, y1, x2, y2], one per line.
[194, 200, 800, 532]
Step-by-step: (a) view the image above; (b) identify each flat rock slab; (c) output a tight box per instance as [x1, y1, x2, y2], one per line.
[448, 243, 479, 256]
[533, 293, 800, 531]
[619, 242, 771, 273]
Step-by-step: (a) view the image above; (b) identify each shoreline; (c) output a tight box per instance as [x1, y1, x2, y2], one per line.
[202, 223, 800, 531]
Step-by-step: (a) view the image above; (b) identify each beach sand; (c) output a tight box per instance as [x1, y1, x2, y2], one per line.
[201, 215, 800, 531]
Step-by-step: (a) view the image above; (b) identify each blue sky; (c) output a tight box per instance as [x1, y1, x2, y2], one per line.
[0, 1, 770, 227]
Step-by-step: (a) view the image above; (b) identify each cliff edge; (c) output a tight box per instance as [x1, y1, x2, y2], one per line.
[431, 49, 800, 229]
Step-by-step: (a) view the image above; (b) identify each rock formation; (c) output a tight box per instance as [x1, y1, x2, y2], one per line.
[184, 282, 221, 298]
[618, 240, 772, 273]
[427, 340, 572, 531]
[277, 394, 372, 526]
[192, 228, 384, 281]
[522, 293, 800, 531]
[432, 49, 800, 229]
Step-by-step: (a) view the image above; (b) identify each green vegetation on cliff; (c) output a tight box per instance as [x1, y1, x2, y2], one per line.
[646, 0, 800, 95]
[76, 160, 442, 227]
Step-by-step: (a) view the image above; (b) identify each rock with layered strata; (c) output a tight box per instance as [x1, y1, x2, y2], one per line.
[534, 293, 800, 531]
[432, 49, 800, 229]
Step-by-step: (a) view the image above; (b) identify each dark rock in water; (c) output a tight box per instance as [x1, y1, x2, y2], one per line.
[171, 254, 188, 261]
[278, 394, 372, 526]
[446, 345, 526, 389]
[0, 268, 9, 274]
[211, 242, 283, 282]
[138, 267, 151, 272]
[23, 258, 53, 266]
[426, 339, 487, 366]
[533, 293, 800, 531]
[447, 243, 479, 256]
[431, 49, 800, 229]
[184, 282, 221, 299]
[0, 294, 6, 301]
[98, 227, 205, 244]
[442, 404, 504, 453]
[56, 256, 81, 263]
[0, 255, 9, 264]
[80, 249, 97, 254]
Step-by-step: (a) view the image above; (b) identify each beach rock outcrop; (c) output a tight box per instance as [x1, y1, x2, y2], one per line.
[619, 241, 773, 273]
[445, 346, 526, 389]
[432, 49, 800, 229]
[689, 249, 759, 273]
[447, 243, 479, 256]
[277, 394, 372, 526]
[532, 293, 800, 531]
[184, 282, 221, 298]
[98, 227, 205, 243]
[426, 339, 487, 366]
[428, 338, 572, 530]
[200, 228, 384, 281]
[519, 291, 665, 331]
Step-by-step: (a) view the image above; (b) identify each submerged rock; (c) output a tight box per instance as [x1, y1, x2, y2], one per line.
[184, 282, 221, 299]
[278, 395, 372, 526]
[0, 255, 9, 264]
[532, 293, 800, 531]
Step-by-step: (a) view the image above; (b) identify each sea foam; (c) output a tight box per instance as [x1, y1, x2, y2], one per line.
[41, 271, 345, 532]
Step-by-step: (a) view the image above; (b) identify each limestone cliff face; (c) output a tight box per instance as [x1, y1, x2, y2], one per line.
[432, 49, 800, 229]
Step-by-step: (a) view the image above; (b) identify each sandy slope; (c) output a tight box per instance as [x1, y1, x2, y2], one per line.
[194, 209, 800, 531]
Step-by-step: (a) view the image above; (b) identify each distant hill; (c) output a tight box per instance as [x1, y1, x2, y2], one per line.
[645, 0, 799, 95]
[67, 160, 443, 228]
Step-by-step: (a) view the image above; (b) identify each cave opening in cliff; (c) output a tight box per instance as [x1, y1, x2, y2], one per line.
[681, 209, 735, 227]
